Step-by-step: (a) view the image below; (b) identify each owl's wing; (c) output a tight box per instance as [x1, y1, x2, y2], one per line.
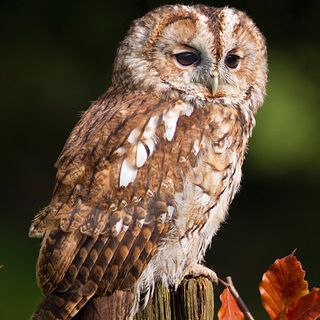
[30, 87, 206, 299]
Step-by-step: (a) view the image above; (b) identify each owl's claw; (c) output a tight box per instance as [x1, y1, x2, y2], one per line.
[183, 263, 218, 285]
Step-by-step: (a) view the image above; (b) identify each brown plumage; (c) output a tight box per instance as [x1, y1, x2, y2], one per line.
[30, 4, 267, 320]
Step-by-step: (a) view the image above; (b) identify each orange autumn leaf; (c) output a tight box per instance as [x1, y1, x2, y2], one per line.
[218, 287, 244, 320]
[287, 288, 320, 320]
[259, 252, 309, 320]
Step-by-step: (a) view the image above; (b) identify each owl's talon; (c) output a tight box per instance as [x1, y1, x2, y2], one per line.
[183, 263, 218, 284]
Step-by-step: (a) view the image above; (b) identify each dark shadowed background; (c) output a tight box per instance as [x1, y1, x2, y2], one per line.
[0, 0, 319, 319]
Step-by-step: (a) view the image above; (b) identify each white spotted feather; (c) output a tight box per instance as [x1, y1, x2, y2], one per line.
[119, 158, 137, 187]
[136, 142, 148, 167]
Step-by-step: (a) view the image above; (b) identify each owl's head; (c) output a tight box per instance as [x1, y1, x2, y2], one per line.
[113, 5, 267, 111]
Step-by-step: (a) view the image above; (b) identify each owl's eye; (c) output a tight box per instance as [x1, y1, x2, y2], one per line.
[174, 52, 200, 66]
[225, 54, 241, 69]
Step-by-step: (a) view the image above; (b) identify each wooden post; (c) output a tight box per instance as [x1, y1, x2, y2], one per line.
[75, 277, 214, 320]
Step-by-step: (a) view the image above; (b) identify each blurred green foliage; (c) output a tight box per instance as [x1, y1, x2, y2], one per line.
[250, 49, 320, 175]
[0, 0, 319, 319]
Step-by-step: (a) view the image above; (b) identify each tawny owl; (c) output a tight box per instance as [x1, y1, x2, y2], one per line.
[30, 4, 267, 320]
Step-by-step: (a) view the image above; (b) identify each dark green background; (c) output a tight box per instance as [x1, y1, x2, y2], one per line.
[1, 0, 319, 319]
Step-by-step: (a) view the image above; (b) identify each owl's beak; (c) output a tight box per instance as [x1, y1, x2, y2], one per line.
[209, 70, 219, 95]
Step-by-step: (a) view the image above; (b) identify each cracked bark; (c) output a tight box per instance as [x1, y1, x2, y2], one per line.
[75, 276, 214, 320]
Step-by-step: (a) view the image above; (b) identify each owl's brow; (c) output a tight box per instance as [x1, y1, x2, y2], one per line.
[144, 15, 196, 51]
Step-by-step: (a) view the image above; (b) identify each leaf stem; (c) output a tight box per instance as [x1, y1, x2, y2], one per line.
[218, 276, 255, 320]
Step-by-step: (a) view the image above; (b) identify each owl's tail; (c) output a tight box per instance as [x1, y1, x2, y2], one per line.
[32, 290, 134, 320]
[31, 290, 94, 320]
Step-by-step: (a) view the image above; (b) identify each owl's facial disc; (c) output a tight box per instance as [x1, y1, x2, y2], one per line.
[171, 46, 220, 97]
[113, 5, 267, 108]
[168, 43, 222, 98]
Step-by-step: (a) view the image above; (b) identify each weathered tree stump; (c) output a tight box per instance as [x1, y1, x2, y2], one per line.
[75, 276, 214, 320]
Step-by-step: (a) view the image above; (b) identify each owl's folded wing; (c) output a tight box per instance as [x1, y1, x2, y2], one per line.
[29, 87, 206, 297]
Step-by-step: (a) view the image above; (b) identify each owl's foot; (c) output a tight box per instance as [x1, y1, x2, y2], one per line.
[183, 263, 218, 284]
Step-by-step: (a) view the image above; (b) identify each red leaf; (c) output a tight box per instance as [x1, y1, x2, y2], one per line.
[218, 287, 244, 320]
[287, 288, 320, 320]
[259, 252, 309, 320]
